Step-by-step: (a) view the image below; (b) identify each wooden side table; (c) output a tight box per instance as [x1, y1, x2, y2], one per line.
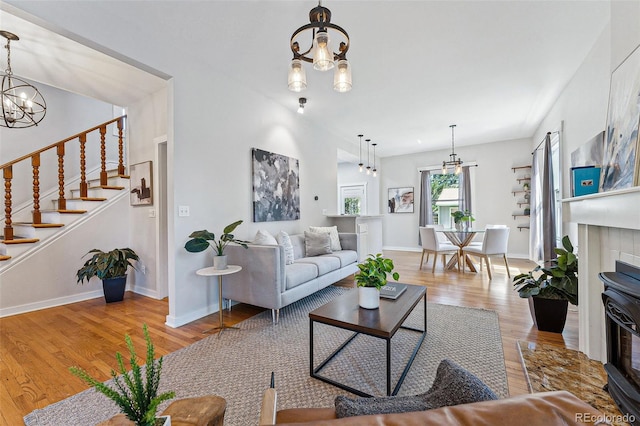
[196, 265, 242, 336]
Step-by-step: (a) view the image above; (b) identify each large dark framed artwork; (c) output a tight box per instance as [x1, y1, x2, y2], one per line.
[252, 148, 300, 222]
[388, 187, 414, 213]
[601, 44, 640, 192]
[129, 161, 152, 206]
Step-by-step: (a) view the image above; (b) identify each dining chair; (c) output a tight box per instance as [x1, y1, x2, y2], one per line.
[467, 224, 507, 248]
[419, 226, 459, 272]
[462, 227, 510, 279]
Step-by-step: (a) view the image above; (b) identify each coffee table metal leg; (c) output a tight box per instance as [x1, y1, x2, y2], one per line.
[387, 339, 392, 396]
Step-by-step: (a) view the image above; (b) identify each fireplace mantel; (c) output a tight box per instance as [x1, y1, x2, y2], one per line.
[563, 186, 640, 361]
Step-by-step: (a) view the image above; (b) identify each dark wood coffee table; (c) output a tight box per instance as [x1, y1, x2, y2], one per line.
[309, 284, 427, 397]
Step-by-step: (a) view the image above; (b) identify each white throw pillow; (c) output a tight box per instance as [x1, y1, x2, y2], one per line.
[276, 231, 295, 265]
[253, 229, 277, 245]
[309, 226, 342, 251]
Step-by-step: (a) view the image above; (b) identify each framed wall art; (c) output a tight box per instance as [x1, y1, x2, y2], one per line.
[252, 148, 300, 222]
[601, 43, 640, 192]
[388, 187, 414, 213]
[129, 161, 153, 206]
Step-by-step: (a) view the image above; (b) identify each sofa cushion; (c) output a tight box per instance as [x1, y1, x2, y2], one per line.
[304, 231, 332, 257]
[322, 250, 357, 267]
[254, 229, 277, 245]
[276, 231, 295, 265]
[309, 226, 342, 251]
[334, 359, 497, 418]
[285, 263, 318, 290]
[295, 256, 341, 276]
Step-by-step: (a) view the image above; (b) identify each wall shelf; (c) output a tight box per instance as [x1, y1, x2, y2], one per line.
[512, 214, 530, 219]
[517, 225, 530, 231]
[512, 165, 532, 173]
[512, 166, 531, 230]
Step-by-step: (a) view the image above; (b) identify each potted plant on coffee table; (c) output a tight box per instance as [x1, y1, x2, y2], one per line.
[513, 235, 578, 333]
[69, 324, 175, 426]
[185, 220, 249, 270]
[355, 253, 400, 309]
[76, 248, 139, 303]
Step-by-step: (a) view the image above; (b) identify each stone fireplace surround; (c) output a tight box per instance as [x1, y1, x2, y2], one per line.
[563, 187, 640, 362]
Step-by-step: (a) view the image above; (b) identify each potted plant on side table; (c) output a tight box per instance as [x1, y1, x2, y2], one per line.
[184, 220, 249, 270]
[513, 235, 578, 333]
[69, 324, 175, 426]
[355, 253, 400, 309]
[76, 248, 139, 303]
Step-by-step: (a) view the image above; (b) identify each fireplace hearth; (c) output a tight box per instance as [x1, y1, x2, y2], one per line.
[600, 261, 640, 425]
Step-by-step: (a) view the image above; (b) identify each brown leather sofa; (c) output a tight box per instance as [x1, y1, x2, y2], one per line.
[262, 390, 607, 425]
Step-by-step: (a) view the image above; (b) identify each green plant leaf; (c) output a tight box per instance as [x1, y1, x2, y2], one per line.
[184, 238, 210, 253]
[223, 220, 243, 234]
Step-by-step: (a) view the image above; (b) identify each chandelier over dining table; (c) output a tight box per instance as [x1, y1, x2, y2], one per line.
[287, 1, 352, 93]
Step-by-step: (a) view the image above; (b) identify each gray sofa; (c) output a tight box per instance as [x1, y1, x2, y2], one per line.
[222, 233, 359, 323]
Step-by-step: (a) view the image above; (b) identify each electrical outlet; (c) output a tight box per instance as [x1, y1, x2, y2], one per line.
[141, 265, 146, 274]
[178, 206, 190, 217]
[148, 209, 156, 218]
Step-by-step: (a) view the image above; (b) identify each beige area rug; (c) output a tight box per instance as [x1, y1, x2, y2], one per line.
[517, 341, 630, 426]
[25, 286, 508, 426]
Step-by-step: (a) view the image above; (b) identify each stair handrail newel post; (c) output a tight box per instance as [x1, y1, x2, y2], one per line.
[57, 143, 66, 211]
[31, 153, 41, 224]
[0, 115, 126, 242]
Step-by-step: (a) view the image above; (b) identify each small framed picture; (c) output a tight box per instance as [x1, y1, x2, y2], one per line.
[129, 161, 153, 206]
[388, 187, 414, 213]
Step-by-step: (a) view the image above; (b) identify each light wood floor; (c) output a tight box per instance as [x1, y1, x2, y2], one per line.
[0, 251, 577, 426]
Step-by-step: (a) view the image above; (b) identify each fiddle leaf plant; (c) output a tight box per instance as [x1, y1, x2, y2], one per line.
[355, 253, 400, 290]
[513, 235, 578, 305]
[76, 248, 139, 283]
[69, 324, 175, 426]
[185, 220, 249, 256]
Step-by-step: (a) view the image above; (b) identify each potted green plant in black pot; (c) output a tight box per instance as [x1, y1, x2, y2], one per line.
[69, 324, 175, 426]
[355, 253, 400, 309]
[185, 220, 249, 270]
[76, 248, 139, 303]
[513, 235, 578, 333]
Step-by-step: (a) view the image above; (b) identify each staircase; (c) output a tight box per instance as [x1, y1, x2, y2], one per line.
[0, 116, 129, 269]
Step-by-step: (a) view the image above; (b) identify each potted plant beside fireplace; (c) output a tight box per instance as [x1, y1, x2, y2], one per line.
[513, 235, 578, 333]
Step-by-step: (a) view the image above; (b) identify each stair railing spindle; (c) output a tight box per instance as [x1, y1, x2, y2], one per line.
[57, 143, 66, 211]
[79, 133, 87, 198]
[117, 117, 125, 175]
[3, 166, 13, 241]
[99, 125, 107, 186]
[32, 154, 41, 224]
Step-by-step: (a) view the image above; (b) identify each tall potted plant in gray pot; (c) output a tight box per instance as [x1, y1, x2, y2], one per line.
[76, 248, 139, 303]
[355, 253, 400, 309]
[185, 220, 249, 270]
[513, 235, 578, 333]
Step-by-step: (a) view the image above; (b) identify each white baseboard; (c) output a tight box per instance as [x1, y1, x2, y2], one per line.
[165, 303, 219, 328]
[383, 246, 422, 253]
[0, 290, 103, 318]
[130, 284, 161, 300]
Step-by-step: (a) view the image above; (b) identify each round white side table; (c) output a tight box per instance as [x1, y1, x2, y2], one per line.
[196, 265, 242, 336]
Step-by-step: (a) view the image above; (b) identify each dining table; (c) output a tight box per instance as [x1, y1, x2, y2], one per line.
[437, 228, 485, 272]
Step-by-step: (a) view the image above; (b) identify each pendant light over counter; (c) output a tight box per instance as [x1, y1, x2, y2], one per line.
[355, 134, 379, 177]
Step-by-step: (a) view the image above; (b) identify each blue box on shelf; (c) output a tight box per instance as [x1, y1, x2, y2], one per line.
[571, 166, 601, 197]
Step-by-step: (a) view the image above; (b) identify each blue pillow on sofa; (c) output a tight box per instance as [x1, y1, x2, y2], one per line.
[334, 359, 498, 418]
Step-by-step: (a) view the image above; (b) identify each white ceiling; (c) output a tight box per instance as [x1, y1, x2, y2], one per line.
[0, 1, 610, 158]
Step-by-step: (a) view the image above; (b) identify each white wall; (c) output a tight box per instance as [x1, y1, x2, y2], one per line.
[380, 138, 532, 257]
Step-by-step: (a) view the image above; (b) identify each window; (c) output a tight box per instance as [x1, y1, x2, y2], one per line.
[339, 184, 367, 215]
[430, 174, 459, 228]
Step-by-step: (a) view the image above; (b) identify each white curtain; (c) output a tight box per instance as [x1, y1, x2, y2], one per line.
[530, 133, 557, 264]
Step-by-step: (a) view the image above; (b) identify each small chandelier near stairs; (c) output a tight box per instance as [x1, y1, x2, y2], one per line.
[0, 30, 47, 128]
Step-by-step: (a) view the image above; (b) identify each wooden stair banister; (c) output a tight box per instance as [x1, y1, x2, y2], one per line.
[0, 115, 127, 242]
